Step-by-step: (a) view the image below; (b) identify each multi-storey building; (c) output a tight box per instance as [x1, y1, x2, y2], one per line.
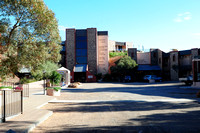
[128, 48, 200, 81]
[65, 28, 109, 82]
[108, 40, 133, 51]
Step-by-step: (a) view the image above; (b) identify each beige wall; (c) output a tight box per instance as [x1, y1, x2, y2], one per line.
[108, 40, 115, 51]
[137, 52, 150, 64]
[126, 42, 133, 50]
[98, 35, 109, 75]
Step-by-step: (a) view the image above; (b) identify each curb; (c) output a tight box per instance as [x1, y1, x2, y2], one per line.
[26, 110, 53, 133]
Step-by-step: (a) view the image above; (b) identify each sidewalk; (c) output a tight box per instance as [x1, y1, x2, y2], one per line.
[0, 81, 56, 133]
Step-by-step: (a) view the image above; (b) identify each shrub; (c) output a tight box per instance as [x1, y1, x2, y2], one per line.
[19, 77, 37, 84]
[103, 74, 112, 82]
[109, 51, 127, 58]
[95, 73, 102, 81]
[0, 86, 12, 89]
[53, 87, 61, 91]
[47, 87, 61, 91]
[197, 90, 200, 98]
[50, 71, 62, 85]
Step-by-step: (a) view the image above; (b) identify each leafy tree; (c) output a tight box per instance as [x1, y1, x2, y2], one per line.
[31, 61, 60, 80]
[110, 56, 137, 77]
[0, 0, 61, 79]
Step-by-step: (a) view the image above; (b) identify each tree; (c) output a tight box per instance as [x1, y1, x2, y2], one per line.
[31, 61, 60, 80]
[110, 56, 137, 78]
[0, 0, 61, 79]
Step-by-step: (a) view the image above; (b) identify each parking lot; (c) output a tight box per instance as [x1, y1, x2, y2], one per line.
[32, 82, 200, 133]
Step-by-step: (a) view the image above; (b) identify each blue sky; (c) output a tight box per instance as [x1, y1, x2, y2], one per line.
[44, 0, 200, 52]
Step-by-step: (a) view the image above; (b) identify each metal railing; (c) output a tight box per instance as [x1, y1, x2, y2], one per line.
[1, 82, 29, 97]
[0, 90, 23, 122]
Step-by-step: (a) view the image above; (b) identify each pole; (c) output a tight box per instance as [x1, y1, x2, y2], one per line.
[43, 73, 46, 95]
[21, 90, 23, 114]
[2, 90, 6, 122]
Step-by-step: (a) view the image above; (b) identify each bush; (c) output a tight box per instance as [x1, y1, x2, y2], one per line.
[109, 51, 127, 58]
[50, 71, 62, 85]
[103, 74, 112, 82]
[0, 86, 12, 89]
[95, 73, 102, 81]
[53, 87, 61, 91]
[19, 77, 37, 84]
[46, 87, 61, 91]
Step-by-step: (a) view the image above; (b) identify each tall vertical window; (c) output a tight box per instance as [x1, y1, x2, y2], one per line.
[76, 30, 87, 64]
[173, 54, 176, 62]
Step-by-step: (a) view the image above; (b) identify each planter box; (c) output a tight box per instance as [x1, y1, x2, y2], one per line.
[46, 89, 60, 96]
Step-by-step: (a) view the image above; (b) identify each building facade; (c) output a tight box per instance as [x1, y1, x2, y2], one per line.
[108, 40, 133, 51]
[65, 28, 109, 82]
[128, 48, 200, 81]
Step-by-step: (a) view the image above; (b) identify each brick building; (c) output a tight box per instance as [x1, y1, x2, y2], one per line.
[128, 48, 200, 81]
[65, 28, 109, 82]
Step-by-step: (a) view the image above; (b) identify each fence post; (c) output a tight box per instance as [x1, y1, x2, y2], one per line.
[2, 90, 6, 122]
[21, 90, 23, 114]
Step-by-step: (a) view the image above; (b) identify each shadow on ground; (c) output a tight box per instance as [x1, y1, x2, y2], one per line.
[42, 101, 200, 133]
[62, 84, 200, 100]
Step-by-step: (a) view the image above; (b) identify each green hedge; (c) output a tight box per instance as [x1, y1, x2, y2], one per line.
[47, 87, 61, 91]
[0, 86, 13, 89]
[109, 51, 127, 58]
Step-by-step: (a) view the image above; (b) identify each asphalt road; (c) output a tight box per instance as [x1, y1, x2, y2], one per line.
[32, 82, 200, 133]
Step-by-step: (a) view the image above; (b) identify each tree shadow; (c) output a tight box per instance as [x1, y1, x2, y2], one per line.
[42, 101, 200, 133]
[46, 100, 200, 113]
[61, 84, 200, 100]
[128, 110, 200, 133]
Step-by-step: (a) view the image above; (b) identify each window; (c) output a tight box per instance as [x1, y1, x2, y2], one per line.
[153, 52, 156, 58]
[76, 41, 87, 49]
[173, 54, 176, 62]
[76, 57, 87, 64]
[131, 53, 134, 58]
[159, 58, 161, 64]
[76, 49, 87, 57]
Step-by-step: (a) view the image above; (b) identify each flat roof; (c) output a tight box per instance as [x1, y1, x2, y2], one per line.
[97, 31, 108, 35]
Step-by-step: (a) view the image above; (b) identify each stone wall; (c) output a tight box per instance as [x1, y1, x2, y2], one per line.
[87, 28, 97, 75]
[158, 49, 163, 69]
[137, 52, 150, 65]
[128, 48, 137, 63]
[150, 49, 158, 65]
[66, 29, 75, 71]
[191, 48, 199, 62]
[170, 51, 179, 81]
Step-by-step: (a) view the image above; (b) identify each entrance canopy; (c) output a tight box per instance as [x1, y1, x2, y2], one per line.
[57, 67, 70, 86]
[74, 64, 87, 72]
[137, 65, 161, 71]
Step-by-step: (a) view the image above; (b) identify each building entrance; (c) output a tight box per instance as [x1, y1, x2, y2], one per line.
[74, 72, 86, 82]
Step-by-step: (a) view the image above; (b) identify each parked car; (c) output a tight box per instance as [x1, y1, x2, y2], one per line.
[124, 76, 131, 82]
[179, 75, 193, 85]
[143, 75, 162, 82]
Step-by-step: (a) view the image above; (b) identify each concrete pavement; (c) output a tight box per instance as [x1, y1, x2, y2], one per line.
[32, 82, 200, 133]
[0, 81, 56, 133]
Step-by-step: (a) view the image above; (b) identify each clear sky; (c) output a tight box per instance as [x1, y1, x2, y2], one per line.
[43, 0, 200, 52]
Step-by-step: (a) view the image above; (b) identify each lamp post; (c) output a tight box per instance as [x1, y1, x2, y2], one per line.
[43, 71, 46, 95]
